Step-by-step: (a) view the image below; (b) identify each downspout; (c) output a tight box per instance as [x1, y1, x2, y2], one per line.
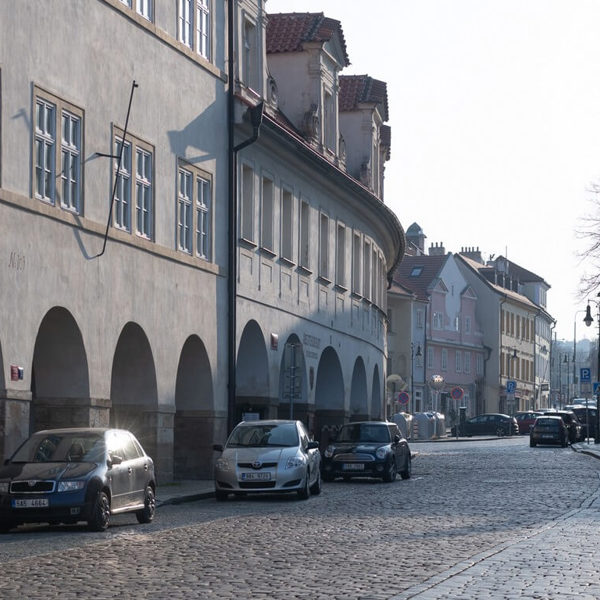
[227, 0, 265, 433]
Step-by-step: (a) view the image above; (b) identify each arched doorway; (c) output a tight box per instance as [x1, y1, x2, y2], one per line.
[110, 323, 159, 471]
[236, 320, 270, 422]
[349, 357, 369, 421]
[314, 346, 344, 447]
[372, 364, 382, 419]
[278, 334, 309, 425]
[174, 335, 214, 479]
[31, 307, 90, 432]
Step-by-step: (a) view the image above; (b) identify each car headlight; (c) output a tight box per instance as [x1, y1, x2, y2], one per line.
[0, 482, 8, 493]
[57, 480, 85, 492]
[376, 447, 389, 459]
[324, 445, 334, 458]
[286, 455, 306, 469]
[215, 457, 231, 471]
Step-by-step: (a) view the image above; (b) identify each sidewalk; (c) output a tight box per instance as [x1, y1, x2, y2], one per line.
[155, 479, 215, 506]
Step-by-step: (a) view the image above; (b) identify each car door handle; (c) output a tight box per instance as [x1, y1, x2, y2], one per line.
[128, 467, 133, 475]
[144, 464, 149, 471]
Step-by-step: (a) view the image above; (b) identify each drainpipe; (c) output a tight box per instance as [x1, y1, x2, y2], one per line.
[227, 0, 265, 433]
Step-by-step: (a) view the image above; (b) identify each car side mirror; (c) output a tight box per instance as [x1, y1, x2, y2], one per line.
[393, 434, 401, 444]
[108, 454, 123, 467]
[213, 444, 224, 452]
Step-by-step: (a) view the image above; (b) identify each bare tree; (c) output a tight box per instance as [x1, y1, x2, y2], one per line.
[577, 183, 600, 296]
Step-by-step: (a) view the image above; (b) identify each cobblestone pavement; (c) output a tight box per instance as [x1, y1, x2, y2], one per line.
[1, 438, 599, 599]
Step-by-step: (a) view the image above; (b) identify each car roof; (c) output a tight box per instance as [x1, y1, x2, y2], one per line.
[340, 421, 392, 426]
[536, 415, 564, 421]
[237, 419, 298, 426]
[31, 427, 122, 435]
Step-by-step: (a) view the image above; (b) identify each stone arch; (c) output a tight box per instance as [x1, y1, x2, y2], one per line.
[372, 364, 382, 420]
[236, 320, 271, 421]
[349, 357, 369, 421]
[174, 335, 214, 479]
[31, 307, 90, 433]
[314, 346, 345, 446]
[278, 334, 308, 424]
[110, 322, 159, 470]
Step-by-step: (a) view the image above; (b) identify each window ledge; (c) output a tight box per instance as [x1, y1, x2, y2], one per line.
[297, 265, 312, 276]
[259, 247, 276, 259]
[334, 284, 348, 293]
[279, 257, 295, 268]
[239, 237, 257, 250]
[317, 275, 332, 286]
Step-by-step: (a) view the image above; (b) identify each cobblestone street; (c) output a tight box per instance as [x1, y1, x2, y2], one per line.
[1, 437, 599, 599]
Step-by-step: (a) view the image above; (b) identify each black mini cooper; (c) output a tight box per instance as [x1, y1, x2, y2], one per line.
[321, 421, 411, 482]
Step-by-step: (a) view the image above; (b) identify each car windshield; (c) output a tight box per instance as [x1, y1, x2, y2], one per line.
[227, 423, 299, 448]
[336, 424, 390, 443]
[11, 432, 106, 463]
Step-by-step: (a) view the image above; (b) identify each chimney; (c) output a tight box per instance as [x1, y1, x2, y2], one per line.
[460, 246, 483, 264]
[429, 242, 446, 256]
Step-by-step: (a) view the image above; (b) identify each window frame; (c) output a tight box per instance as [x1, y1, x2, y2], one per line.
[280, 186, 294, 263]
[178, 0, 212, 60]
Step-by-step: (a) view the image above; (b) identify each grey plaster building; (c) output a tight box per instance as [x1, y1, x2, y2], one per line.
[0, 1, 405, 478]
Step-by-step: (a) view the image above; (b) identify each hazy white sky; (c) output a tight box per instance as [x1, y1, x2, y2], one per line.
[269, 0, 600, 341]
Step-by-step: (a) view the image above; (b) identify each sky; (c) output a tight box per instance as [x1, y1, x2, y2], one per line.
[269, 0, 600, 341]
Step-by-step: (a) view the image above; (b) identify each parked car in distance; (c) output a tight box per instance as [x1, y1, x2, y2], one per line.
[321, 421, 411, 482]
[530, 416, 569, 447]
[451, 413, 519, 437]
[564, 404, 597, 440]
[0, 428, 156, 533]
[213, 419, 321, 501]
[542, 410, 583, 443]
[515, 411, 544, 435]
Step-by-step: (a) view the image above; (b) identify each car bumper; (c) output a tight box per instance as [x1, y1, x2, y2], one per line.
[214, 465, 307, 494]
[0, 491, 93, 526]
[321, 458, 387, 479]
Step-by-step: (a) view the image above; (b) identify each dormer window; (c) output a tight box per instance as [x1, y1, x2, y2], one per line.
[323, 88, 336, 152]
[243, 18, 259, 91]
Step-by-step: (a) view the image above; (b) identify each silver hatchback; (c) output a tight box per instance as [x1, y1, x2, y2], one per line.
[213, 420, 321, 501]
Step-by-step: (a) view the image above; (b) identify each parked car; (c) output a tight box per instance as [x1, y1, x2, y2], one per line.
[530, 416, 569, 447]
[321, 421, 411, 482]
[542, 410, 583, 443]
[213, 420, 321, 501]
[564, 404, 597, 440]
[515, 411, 544, 434]
[0, 428, 156, 533]
[451, 413, 519, 437]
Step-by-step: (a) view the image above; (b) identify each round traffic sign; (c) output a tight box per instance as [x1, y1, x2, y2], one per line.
[397, 391, 410, 405]
[450, 386, 464, 401]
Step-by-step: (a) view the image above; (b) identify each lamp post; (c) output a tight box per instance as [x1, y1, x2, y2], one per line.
[410, 343, 422, 414]
[563, 354, 570, 405]
[584, 297, 600, 443]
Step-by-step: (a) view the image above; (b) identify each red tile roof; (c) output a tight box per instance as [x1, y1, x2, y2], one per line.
[266, 13, 349, 66]
[393, 255, 448, 302]
[339, 75, 389, 122]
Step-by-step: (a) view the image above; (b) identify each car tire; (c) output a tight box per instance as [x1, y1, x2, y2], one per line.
[530, 439, 536, 447]
[400, 455, 412, 480]
[136, 486, 156, 524]
[382, 458, 397, 482]
[87, 490, 110, 532]
[297, 472, 310, 500]
[215, 490, 229, 501]
[309, 468, 322, 495]
[496, 427, 505, 437]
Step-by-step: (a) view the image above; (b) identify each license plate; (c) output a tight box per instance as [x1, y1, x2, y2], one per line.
[342, 463, 364, 471]
[12, 498, 49, 508]
[241, 472, 271, 481]
[542, 434, 555, 439]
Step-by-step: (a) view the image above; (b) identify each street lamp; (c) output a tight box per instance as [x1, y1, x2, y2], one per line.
[410, 343, 422, 414]
[562, 354, 569, 407]
[583, 297, 600, 443]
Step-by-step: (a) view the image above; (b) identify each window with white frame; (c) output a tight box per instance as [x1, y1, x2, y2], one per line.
[241, 164, 254, 242]
[299, 199, 310, 269]
[178, 0, 211, 59]
[177, 162, 212, 259]
[336, 223, 345, 287]
[34, 91, 83, 213]
[455, 350, 462, 373]
[433, 312, 443, 329]
[114, 132, 154, 238]
[261, 176, 274, 251]
[477, 353, 483, 375]
[281, 187, 293, 261]
[319, 213, 329, 279]
[427, 347, 434, 369]
[363, 240, 371, 299]
[243, 17, 259, 91]
[465, 316, 471, 334]
[464, 352, 471, 374]
[136, 0, 153, 20]
[416, 309, 424, 328]
[323, 88, 335, 151]
[441, 349, 448, 371]
[352, 232, 361, 294]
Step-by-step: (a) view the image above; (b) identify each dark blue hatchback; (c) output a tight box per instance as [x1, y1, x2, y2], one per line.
[0, 428, 156, 532]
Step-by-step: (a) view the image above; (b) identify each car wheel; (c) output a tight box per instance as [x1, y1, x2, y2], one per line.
[382, 458, 397, 482]
[136, 486, 156, 524]
[215, 490, 229, 501]
[309, 467, 322, 495]
[88, 490, 110, 532]
[297, 472, 310, 500]
[530, 438, 536, 447]
[400, 455, 412, 480]
[496, 427, 505, 437]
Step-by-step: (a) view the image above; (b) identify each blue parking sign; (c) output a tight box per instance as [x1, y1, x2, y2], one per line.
[581, 368, 592, 383]
[506, 380, 516, 394]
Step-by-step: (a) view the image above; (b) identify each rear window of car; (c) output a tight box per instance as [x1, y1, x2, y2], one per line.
[337, 424, 391, 443]
[536, 418, 560, 428]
